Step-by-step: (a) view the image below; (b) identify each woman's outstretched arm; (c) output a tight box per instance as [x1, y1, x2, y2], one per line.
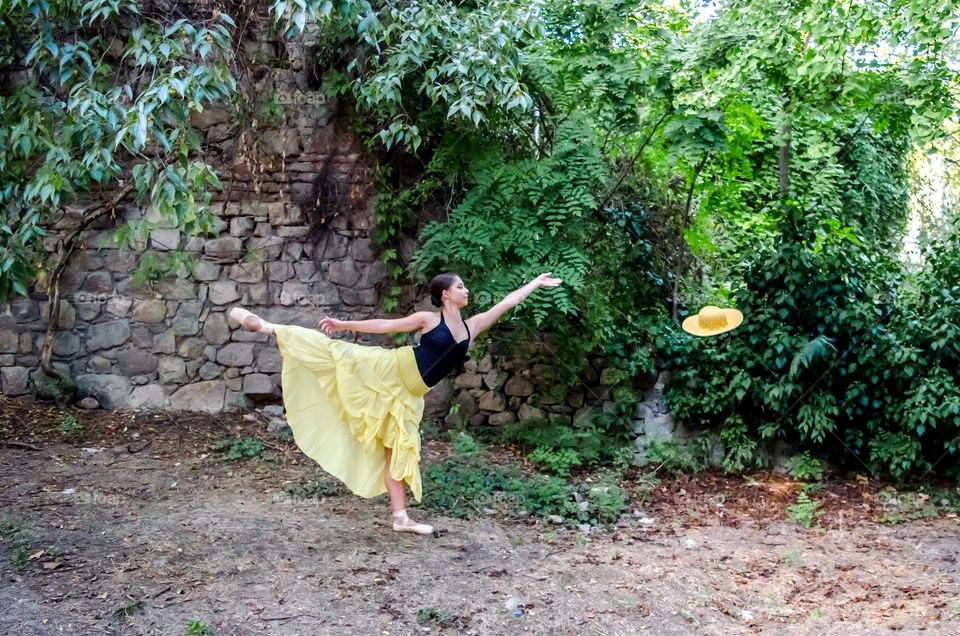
[319, 312, 432, 335]
[465, 272, 562, 337]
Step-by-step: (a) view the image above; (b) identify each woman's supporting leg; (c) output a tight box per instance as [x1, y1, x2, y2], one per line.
[385, 447, 433, 535]
[383, 447, 407, 512]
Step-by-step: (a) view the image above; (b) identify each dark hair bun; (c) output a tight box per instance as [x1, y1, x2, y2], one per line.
[428, 273, 458, 308]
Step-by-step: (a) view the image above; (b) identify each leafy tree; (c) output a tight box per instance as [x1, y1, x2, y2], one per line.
[0, 0, 236, 386]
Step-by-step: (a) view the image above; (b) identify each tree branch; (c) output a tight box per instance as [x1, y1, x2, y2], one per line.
[600, 108, 671, 209]
[40, 185, 136, 386]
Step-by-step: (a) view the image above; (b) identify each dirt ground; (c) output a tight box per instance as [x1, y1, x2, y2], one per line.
[1, 397, 958, 635]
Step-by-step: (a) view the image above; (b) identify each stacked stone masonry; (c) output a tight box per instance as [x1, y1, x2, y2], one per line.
[0, 14, 397, 413]
[435, 355, 676, 463]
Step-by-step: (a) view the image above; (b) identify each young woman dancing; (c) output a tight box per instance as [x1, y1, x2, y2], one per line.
[228, 272, 562, 535]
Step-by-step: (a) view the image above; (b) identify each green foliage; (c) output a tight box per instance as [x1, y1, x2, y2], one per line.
[585, 484, 627, 526]
[415, 607, 469, 631]
[786, 488, 823, 530]
[664, 217, 960, 477]
[283, 0, 541, 151]
[112, 599, 144, 620]
[411, 122, 606, 323]
[283, 478, 346, 499]
[502, 414, 633, 474]
[57, 413, 82, 433]
[528, 447, 581, 477]
[185, 620, 214, 636]
[211, 437, 264, 461]
[789, 452, 824, 482]
[422, 448, 625, 527]
[781, 549, 802, 568]
[449, 430, 481, 456]
[0, 0, 236, 299]
[872, 489, 937, 525]
[0, 513, 35, 568]
[642, 438, 710, 474]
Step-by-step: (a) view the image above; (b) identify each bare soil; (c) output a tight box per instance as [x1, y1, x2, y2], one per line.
[1, 397, 958, 635]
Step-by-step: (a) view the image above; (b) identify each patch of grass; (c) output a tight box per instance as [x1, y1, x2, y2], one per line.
[528, 447, 581, 476]
[679, 607, 700, 626]
[1, 513, 35, 568]
[872, 487, 941, 524]
[210, 437, 264, 461]
[502, 416, 634, 474]
[786, 490, 823, 530]
[185, 620, 214, 635]
[112, 599, 143, 620]
[12, 546, 31, 568]
[57, 413, 82, 433]
[630, 471, 660, 506]
[415, 607, 468, 630]
[450, 430, 481, 455]
[0, 513, 30, 539]
[781, 548, 802, 567]
[283, 478, 346, 499]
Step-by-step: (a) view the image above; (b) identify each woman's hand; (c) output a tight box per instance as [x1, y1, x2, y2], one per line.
[318, 316, 345, 335]
[534, 272, 563, 288]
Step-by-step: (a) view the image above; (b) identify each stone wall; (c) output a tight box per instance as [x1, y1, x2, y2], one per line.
[0, 14, 404, 413]
[0, 5, 692, 466]
[437, 346, 676, 463]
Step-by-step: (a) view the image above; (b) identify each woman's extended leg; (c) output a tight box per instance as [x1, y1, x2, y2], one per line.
[385, 447, 433, 535]
[228, 307, 276, 335]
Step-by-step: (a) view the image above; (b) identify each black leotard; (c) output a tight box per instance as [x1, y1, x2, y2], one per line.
[413, 313, 470, 387]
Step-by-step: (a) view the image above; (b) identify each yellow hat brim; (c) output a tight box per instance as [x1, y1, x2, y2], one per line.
[682, 308, 744, 337]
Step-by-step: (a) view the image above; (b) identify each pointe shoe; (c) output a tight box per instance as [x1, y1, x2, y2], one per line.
[227, 307, 275, 334]
[391, 509, 434, 536]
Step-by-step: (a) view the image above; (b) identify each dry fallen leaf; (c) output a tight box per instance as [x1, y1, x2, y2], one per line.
[27, 550, 44, 561]
[42, 562, 61, 570]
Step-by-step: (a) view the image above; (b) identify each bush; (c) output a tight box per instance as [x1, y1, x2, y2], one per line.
[423, 451, 625, 527]
[788, 452, 824, 482]
[663, 222, 960, 479]
[450, 431, 481, 455]
[210, 437, 264, 461]
[528, 447, 581, 476]
[642, 438, 710, 473]
[786, 489, 823, 530]
[503, 414, 634, 475]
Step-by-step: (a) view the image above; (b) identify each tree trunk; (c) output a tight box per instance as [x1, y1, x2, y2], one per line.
[39, 186, 134, 391]
[779, 88, 791, 200]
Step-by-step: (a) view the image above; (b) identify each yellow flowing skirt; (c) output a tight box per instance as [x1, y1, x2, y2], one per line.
[273, 325, 431, 502]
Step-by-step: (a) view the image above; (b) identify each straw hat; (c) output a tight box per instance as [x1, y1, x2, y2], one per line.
[681, 305, 743, 337]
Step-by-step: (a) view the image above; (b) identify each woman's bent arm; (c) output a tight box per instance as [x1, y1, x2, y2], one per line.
[319, 312, 431, 335]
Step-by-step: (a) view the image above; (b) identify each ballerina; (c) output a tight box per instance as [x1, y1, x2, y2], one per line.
[228, 271, 562, 535]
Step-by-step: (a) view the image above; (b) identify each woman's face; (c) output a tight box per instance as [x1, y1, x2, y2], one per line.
[443, 276, 469, 308]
